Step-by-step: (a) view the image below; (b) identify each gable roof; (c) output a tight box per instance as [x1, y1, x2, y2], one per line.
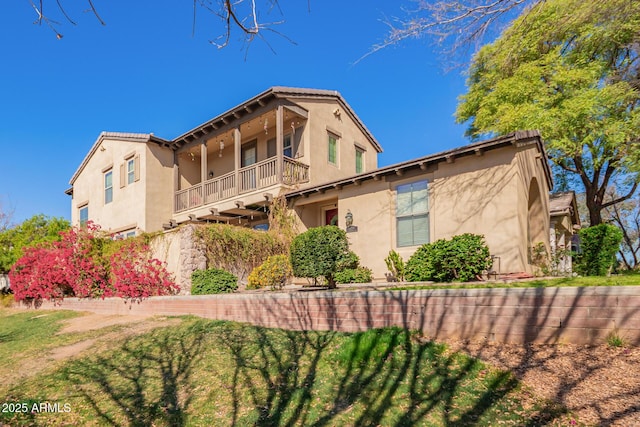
[550, 191, 580, 226]
[286, 130, 553, 199]
[171, 86, 382, 153]
[69, 132, 170, 185]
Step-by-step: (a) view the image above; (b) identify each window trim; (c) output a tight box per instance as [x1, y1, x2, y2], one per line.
[395, 180, 430, 247]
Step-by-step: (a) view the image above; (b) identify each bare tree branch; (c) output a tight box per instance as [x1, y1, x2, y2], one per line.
[356, 0, 537, 66]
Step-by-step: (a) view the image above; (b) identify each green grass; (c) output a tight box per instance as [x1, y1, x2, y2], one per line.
[389, 274, 640, 291]
[0, 314, 564, 426]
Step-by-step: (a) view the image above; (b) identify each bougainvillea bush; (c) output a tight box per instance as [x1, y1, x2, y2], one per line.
[9, 222, 177, 303]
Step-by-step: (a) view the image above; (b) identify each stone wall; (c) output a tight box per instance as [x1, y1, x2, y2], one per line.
[25, 286, 640, 345]
[149, 225, 206, 295]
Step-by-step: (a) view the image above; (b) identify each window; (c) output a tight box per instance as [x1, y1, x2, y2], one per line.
[396, 180, 429, 247]
[127, 158, 135, 184]
[328, 134, 338, 165]
[267, 134, 296, 158]
[104, 170, 113, 204]
[125, 230, 136, 238]
[283, 134, 292, 158]
[79, 205, 88, 227]
[121, 154, 140, 188]
[355, 147, 364, 173]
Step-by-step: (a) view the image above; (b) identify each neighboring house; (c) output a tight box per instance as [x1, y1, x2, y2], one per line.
[67, 87, 381, 235]
[549, 191, 581, 274]
[67, 87, 553, 281]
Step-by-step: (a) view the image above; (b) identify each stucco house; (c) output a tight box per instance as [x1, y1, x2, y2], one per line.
[67, 87, 554, 281]
[549, 191, 581, 274]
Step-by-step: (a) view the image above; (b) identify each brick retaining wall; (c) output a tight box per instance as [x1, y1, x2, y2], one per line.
[24, 286, 640, 345]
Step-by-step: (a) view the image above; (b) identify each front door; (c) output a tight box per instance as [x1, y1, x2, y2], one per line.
[241, 140, 257, 167]
[325, 208, 338, 226]
[241, 140, 257, 191]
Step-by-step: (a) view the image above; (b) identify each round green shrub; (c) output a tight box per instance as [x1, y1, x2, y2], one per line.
[575, 224, 623, 276]
[247, 254, 292, 290]
[334, 266, 373, 284]
[405, 234, 492, 282]
[191, 268, 238, 294]
[289, 226, 350, 288]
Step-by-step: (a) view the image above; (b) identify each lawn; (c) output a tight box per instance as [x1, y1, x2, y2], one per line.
[0, 309, 564, 426]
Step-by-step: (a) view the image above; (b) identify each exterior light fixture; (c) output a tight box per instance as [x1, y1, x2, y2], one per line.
[345, 210, 353, 227]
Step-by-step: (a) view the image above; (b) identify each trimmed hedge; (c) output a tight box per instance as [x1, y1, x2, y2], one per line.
[405, 234, 492, 282]
[334, 266, 373, 284]
[247, 254, 293, 290]
[289, 226, 350, 288]
[191, 268, 238, 294]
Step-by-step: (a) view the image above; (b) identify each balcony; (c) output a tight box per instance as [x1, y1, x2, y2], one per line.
[174, 157, 309, 213]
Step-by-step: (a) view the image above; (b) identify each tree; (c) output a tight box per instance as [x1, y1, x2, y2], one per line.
[362, 0, 537, 65]
[289, 226, 350, 289]
[27, 0, 289, 50]
[604, 189, 640, 270]
[0, 214, 70, 273]
[456, 0, 640, 225]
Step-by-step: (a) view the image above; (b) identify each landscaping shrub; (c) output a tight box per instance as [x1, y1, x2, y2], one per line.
[109, 239, 179, 300]
[196, 223, 287, 283]
[405, 234, 492, 282]
[191, 268, 238, 294]
[575, 224, 623, 276]
[334, 266, 373, 284]
[9, 222, 177, 303]
[247, 254, 293, 290]
[384, 250, 405, 281]
[289, 226, 350, 288]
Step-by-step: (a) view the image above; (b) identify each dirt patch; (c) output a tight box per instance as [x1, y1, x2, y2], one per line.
[2, 313, 181, 392]
[447, 340, 640, 426]
[58, 312, 156, 334]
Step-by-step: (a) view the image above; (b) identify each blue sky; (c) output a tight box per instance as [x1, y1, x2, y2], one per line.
[0, 1, 470, 224]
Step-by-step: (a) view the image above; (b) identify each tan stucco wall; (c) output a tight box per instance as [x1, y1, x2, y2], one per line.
[295, 99, 378, 184]
[71, 138, 148, 233]
[145, 144, 175, 232]
[291, 143, 551, 280]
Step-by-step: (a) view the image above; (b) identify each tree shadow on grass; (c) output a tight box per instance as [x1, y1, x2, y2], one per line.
[60, 320, 206, 427]
[218, 324, 546, 426]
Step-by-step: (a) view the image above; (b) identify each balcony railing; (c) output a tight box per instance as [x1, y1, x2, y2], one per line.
[174, 157, 309, 213]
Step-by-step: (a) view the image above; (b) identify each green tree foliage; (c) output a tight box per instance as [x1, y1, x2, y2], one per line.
[0, 214, 70, 273]
[289, 226, 351, 289]
[575, 224, 623, 276]
[456, 0, 640, 225]
[405, 234, 492, 282]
